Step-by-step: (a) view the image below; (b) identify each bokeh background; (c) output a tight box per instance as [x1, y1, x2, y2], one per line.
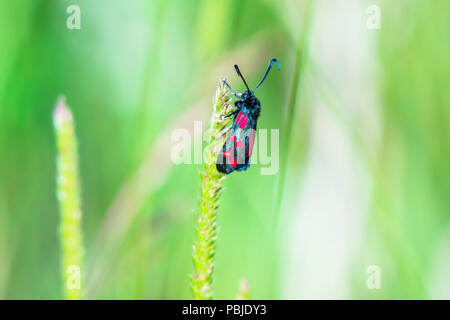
[0, 0, 449, 299]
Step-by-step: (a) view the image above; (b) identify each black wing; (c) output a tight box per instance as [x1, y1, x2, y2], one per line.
[216, 110, 257, 174]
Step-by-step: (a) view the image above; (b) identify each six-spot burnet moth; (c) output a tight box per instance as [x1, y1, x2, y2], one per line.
[216, 58, 280, 174]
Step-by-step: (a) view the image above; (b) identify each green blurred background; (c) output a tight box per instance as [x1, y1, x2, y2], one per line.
[0, 0, 449, 299]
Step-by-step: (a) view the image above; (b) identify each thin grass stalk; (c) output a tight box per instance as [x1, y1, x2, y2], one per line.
[190, 81, 233, 300]
[53, 97, 84, 300]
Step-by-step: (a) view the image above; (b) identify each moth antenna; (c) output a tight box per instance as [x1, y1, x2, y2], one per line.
[222, 79, 241, 99]
[252, 58, 280, 93]
[234, 64, 251, 92]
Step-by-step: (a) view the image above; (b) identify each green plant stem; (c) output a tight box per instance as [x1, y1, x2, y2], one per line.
[54, 97, 84, 300]
[191, 81, 233, 300]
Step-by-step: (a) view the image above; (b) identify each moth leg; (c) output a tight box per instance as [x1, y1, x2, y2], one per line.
[223, 108, 239, 119]
[212, 128, 230, 141]
[217, 112, 237, 133]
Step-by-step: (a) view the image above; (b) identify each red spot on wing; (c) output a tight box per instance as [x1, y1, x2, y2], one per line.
[230, 136, 236, 142]
[235, 111, 248, 129]
[227, 157, 237, 167]
[235, 111, 243, 125]
[238, 115, 248, 129]
[235, 141, 244, 148]
[223, 151, 232, 157]
[248, 130, 254, 157]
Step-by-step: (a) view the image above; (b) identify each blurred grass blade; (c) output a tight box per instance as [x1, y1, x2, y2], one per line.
[190, 81, 233, 300]
[274, 0, 314, 225]
[269, 0, 314, 298]
[53, 97, 84, 300]
[236, 278, 250, 300]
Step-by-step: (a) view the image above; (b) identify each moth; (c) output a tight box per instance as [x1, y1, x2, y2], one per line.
[216, 58, 280, 174]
